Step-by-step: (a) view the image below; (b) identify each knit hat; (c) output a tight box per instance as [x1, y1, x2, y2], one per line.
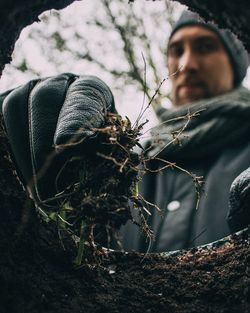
[169, 10, 249, 86]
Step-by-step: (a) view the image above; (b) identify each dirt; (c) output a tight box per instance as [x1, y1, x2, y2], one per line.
[0, 113, 249, 313]
[28, 112, 146, 265]
[1, 231, 250, 313]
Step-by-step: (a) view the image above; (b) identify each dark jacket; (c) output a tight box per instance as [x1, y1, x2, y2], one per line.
[120, 86, 250, 252]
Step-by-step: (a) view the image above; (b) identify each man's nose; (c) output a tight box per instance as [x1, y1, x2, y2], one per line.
[179, 48, 199, 73]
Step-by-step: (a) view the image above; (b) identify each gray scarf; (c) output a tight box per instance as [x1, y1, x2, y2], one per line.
[148, 86, 250, 159]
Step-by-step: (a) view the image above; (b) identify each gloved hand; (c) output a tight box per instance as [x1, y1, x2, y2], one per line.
[227, 167, 250, 232]
[0, 73, 115, 205]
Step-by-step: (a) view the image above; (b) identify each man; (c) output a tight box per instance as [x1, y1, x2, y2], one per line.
[120, 10, 250, 252]
[1, 11, 250, 252]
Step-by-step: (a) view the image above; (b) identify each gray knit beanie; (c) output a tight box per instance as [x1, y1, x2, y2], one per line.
[170, 10, 249, 86]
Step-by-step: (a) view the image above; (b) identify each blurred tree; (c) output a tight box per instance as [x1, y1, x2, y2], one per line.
[1, 0, 183, 116]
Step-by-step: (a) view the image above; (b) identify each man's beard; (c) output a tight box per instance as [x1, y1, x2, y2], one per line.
[173, 76, 211, 106]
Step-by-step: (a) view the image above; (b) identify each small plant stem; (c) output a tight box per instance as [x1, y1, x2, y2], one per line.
[74, 221, 86, 266]
[59, 210, 67, 229]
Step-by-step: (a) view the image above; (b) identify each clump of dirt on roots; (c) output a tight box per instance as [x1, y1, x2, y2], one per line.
[39, 113, 150, 265]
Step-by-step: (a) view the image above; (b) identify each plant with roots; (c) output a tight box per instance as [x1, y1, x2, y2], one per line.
[33, 84, 204, 267]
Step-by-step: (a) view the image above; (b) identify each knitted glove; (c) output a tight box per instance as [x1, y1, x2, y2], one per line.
[1, 73, 115, 204]
[227, 167, 250, 232]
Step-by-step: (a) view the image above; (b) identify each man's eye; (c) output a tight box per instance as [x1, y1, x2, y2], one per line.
[168, 45, 183, 57]
[196, 41, 218, 54]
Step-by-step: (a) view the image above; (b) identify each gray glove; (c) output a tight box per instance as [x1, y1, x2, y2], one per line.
[227, 167, 250, 232]
[0, 73, 115, 204]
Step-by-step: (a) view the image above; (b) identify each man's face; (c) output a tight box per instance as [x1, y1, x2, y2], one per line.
[167, 25, 234, 106]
